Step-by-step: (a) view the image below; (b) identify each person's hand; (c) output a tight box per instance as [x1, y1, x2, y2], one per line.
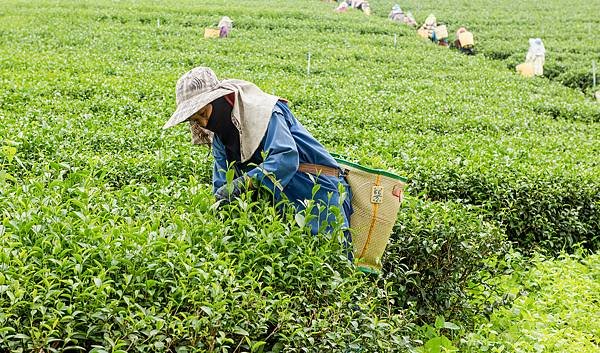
[214, 176, 252, 206]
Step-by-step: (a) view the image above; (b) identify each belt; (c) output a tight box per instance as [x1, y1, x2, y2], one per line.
[298, 163, 342, 177]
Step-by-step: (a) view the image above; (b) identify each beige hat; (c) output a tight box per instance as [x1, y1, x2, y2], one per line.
[162, 67, 232, 130]
[218, 16, 233, 27]
[164, 67, 280, 161]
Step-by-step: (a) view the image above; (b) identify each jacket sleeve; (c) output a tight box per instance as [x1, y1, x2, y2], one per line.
[212, 136, 228, 193]
[246, 108, 299, 192]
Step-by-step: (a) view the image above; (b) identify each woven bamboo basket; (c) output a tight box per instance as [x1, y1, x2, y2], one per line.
[204, 27, 220, 38]
[458, 31, 474, 47]
[516, 63, 535, 77]
[335, 157, 407, 273]
[417, 27, 430, 39]
[434, 25, 448, 39]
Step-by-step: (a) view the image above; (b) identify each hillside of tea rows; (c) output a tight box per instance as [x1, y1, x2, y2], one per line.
[368, 0, 600, 95]
[1, 0, 599, 352]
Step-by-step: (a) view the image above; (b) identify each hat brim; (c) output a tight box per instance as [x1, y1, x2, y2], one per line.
[162, 87, 232, 129]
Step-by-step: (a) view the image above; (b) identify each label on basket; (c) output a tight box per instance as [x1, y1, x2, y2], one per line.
[371, 186, 384, 204]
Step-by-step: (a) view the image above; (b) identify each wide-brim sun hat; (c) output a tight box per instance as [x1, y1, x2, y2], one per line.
[162, 67, 232, 130]
[218, 16, 233, 27]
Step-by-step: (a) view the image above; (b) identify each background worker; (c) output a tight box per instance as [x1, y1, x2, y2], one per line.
[163, 67, 353, 244]
[218, 16, 232, 38]
[418, 14, 437, 40]
[335, 0, 349, 12]
[352, 0, 371, 15]
[389, 4, 404, 22]
[435, 23, 449, 47]
[526, 38, 546, 76]
[453, 27, 475, 55]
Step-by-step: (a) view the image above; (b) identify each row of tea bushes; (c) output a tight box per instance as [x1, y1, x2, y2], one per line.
[0, 157, 509, 350]
[0, 170, 414, 352]
[368, 0, 600, 94]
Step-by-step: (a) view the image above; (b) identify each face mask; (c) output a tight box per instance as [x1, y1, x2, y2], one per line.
[205, 96, 241, 162]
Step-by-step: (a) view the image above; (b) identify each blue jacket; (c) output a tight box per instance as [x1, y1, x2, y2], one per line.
[212, 101, 352, 235]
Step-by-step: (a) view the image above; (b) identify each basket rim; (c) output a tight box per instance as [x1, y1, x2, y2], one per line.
[332, 154, 408, 182]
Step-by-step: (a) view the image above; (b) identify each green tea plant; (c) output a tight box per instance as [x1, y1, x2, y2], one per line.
[0, 145, 17, 185]
[414, 316, 461, 353]
[463, 251, 600, 352]
[0, 173, 413, 352]
[384, 197, 509, 322]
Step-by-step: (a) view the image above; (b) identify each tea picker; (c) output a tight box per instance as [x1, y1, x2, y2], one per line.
[417, 14, 437, 40]
[203, 16, 233, 39]
[403, 11, 417, 27]
[351, 0, 372, 15]
[434, 24, 449, 47]
[218, 16, 233, 38]
[336, 0, 371, 15]
[389, 4, 404, 22]
[334, 1, 349, 13]
[163, 66, 353, 255]
[525, 38, 545, 76]
[163, 67, 407, 273]
[453, 27, 475, 55]
[516, 38, 545, 77]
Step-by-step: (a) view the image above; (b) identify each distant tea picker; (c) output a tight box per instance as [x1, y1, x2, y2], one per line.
[204, 16, 233, 38]
[351, 0, 371, 15]
[453, 27, 475, 55]
[417, 14, 448, 47]
[388, 4, 404, 22]
[526, 38, 545, 76]
[335, 0, 371, 15]
[218, 16, 233, 38]
[516, 38, 545, 77]
[388, 4, 416, 27]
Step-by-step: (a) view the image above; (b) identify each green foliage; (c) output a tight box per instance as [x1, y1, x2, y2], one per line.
[383, 197, 509, 322]
[411, 163, 600, 253]
[0, 177, 413, 352]
[1, 0, 599, 256]
[416, 316, 461, 353]
[462, 251, 600, 352]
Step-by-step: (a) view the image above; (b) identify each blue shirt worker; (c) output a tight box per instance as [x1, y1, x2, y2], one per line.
[163, 67, 353, 246]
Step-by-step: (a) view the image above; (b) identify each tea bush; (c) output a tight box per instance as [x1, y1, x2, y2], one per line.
[409, 160, 600, 252]
[383, 197, 509, 322]
[0, 174, 414, 352]
[463, 251, 600, 352]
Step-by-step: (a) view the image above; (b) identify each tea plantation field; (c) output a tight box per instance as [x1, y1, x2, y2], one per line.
[1, 0, 599, 352]
[368, 0, 600, 94]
